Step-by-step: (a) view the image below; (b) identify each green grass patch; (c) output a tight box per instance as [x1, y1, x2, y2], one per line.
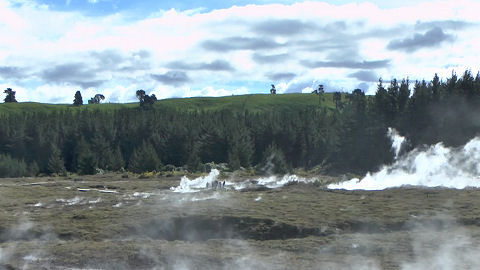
[0, 93, 336, 115]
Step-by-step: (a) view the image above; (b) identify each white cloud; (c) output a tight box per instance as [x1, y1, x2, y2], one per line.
[0, 0, 479, 103]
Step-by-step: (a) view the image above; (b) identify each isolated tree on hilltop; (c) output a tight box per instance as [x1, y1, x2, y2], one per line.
[313, 84, 325, 104]
[73, 91, 83, 106]
[136, 89, 146, 101]
[3, 88, 17, 103]
[136, 89, 157, 108]
[88, 94, 105, 104]
[270, 84, 276, 94]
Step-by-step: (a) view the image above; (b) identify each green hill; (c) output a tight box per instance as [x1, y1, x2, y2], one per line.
[160, 93, 336, 112]
[0, 93, 336, 115]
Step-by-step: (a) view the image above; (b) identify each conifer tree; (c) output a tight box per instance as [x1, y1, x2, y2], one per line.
[28, 161, 40, 177]
[77, 152, 97, 175]
[47, 145, 66, 175]
[128, 142, 162, 173]
[73, 91, 83, 106]
[109, 146, 125, 171]
[228, 146, 241, 171]
[186, 146, 202, 172]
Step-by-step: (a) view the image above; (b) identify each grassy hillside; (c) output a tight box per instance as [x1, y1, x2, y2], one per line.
[160, 93, 336, 112]
[0, 93, 336, 115]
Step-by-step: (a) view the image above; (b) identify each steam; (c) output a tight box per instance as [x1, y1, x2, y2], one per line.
[0, 247, 11, 266]
[329, 129, 480, 190]
[255, 174, 312, 189]
[171, 169, 316, 193]
[388, 127, 406, 158]
[401, 224, 480, 270]
[0, 216, 55, 270]
[170, 169, 220, 193]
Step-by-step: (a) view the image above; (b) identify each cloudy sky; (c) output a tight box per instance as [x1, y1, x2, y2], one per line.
[1, 0, 479, 103]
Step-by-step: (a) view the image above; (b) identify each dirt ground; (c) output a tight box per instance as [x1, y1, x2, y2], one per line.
[1, 173, 480, 270]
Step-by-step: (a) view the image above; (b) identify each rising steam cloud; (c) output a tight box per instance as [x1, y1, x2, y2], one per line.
[329, 128, 480, 190]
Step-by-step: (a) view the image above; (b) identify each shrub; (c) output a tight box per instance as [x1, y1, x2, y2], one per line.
[0, 154, 28, 177]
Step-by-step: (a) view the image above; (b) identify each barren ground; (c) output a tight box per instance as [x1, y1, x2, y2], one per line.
[1, 174, 480, 269]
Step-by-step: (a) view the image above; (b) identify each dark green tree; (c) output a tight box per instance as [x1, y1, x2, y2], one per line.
[27, 161, 40, 177]
[333, 92, 342, 109]
[47, 145, 66, 175]
[346, 89, 366, 113]
[474, 72, 480, 98]
[398, 79, 410, 113]
[73, 91, 83, 106]
[88, 94, 105, 104]
[446, 71, 458, 96]
[186, 146, 202, 172]
[3, 88, 17, 103]
[136, 89, 146, 102]
[77, 152, 97, 175]
[387, 78, 400, 121]
[108, 146, 125, 171]
[128, 141, 162, 173]
[374, 79, 389, 120]
[136, 90, 157, 108]
[460, 70, 475, 98]
[270, 84, 276, 94]
[431, 74, 441, 101]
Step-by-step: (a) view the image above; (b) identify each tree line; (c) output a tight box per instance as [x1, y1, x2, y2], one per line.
[1, 70, 480, 177]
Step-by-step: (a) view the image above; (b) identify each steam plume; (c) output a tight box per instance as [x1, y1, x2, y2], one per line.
[329, 129, 480, 190]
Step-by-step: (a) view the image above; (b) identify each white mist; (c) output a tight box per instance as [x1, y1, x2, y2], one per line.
[329, 129, 480, 190]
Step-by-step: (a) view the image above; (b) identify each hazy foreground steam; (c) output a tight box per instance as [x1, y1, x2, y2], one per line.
[329, 129, 480, 190]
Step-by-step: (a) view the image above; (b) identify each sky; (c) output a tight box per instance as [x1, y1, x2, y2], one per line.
[1, 0, 479, 103]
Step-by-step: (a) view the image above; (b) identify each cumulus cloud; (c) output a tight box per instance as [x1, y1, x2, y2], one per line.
[276, 79, 318, 94]
[39, 63, 106, 88]
[251, 52, 290, 64]
[89, 49, 125, 69]
[201, 36, 284, 51]
[414, 20, 474, 31]
[266, 72, 296, 82]
[89, 49, 152, 72]
[151, 71, 190, 86]
[0, 0, 479, 103]
[387, 27, 454, 52]
[0, 66, 25, 79]
[167, 60, 235, 71]
[301, 60, 390, 69]
[252, 19, 316, 36]
[348, 71, 378, 82]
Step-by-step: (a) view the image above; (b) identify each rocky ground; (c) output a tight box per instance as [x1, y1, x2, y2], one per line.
[1, 173, 480, 270]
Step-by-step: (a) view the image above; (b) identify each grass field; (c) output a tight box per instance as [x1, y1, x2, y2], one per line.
[1, 174, 480, 269]
[0, 93, 337, 115]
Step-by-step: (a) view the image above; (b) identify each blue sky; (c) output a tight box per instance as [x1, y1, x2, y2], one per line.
[34, 0, 436, 16]
[0, 0, 479, 103]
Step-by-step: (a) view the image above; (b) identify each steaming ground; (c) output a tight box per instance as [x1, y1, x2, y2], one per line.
[329, 129, 480, 190]
[2, 130, 480, 269]
[2, 173, 480, 269]
[174, 128, 480, 193]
